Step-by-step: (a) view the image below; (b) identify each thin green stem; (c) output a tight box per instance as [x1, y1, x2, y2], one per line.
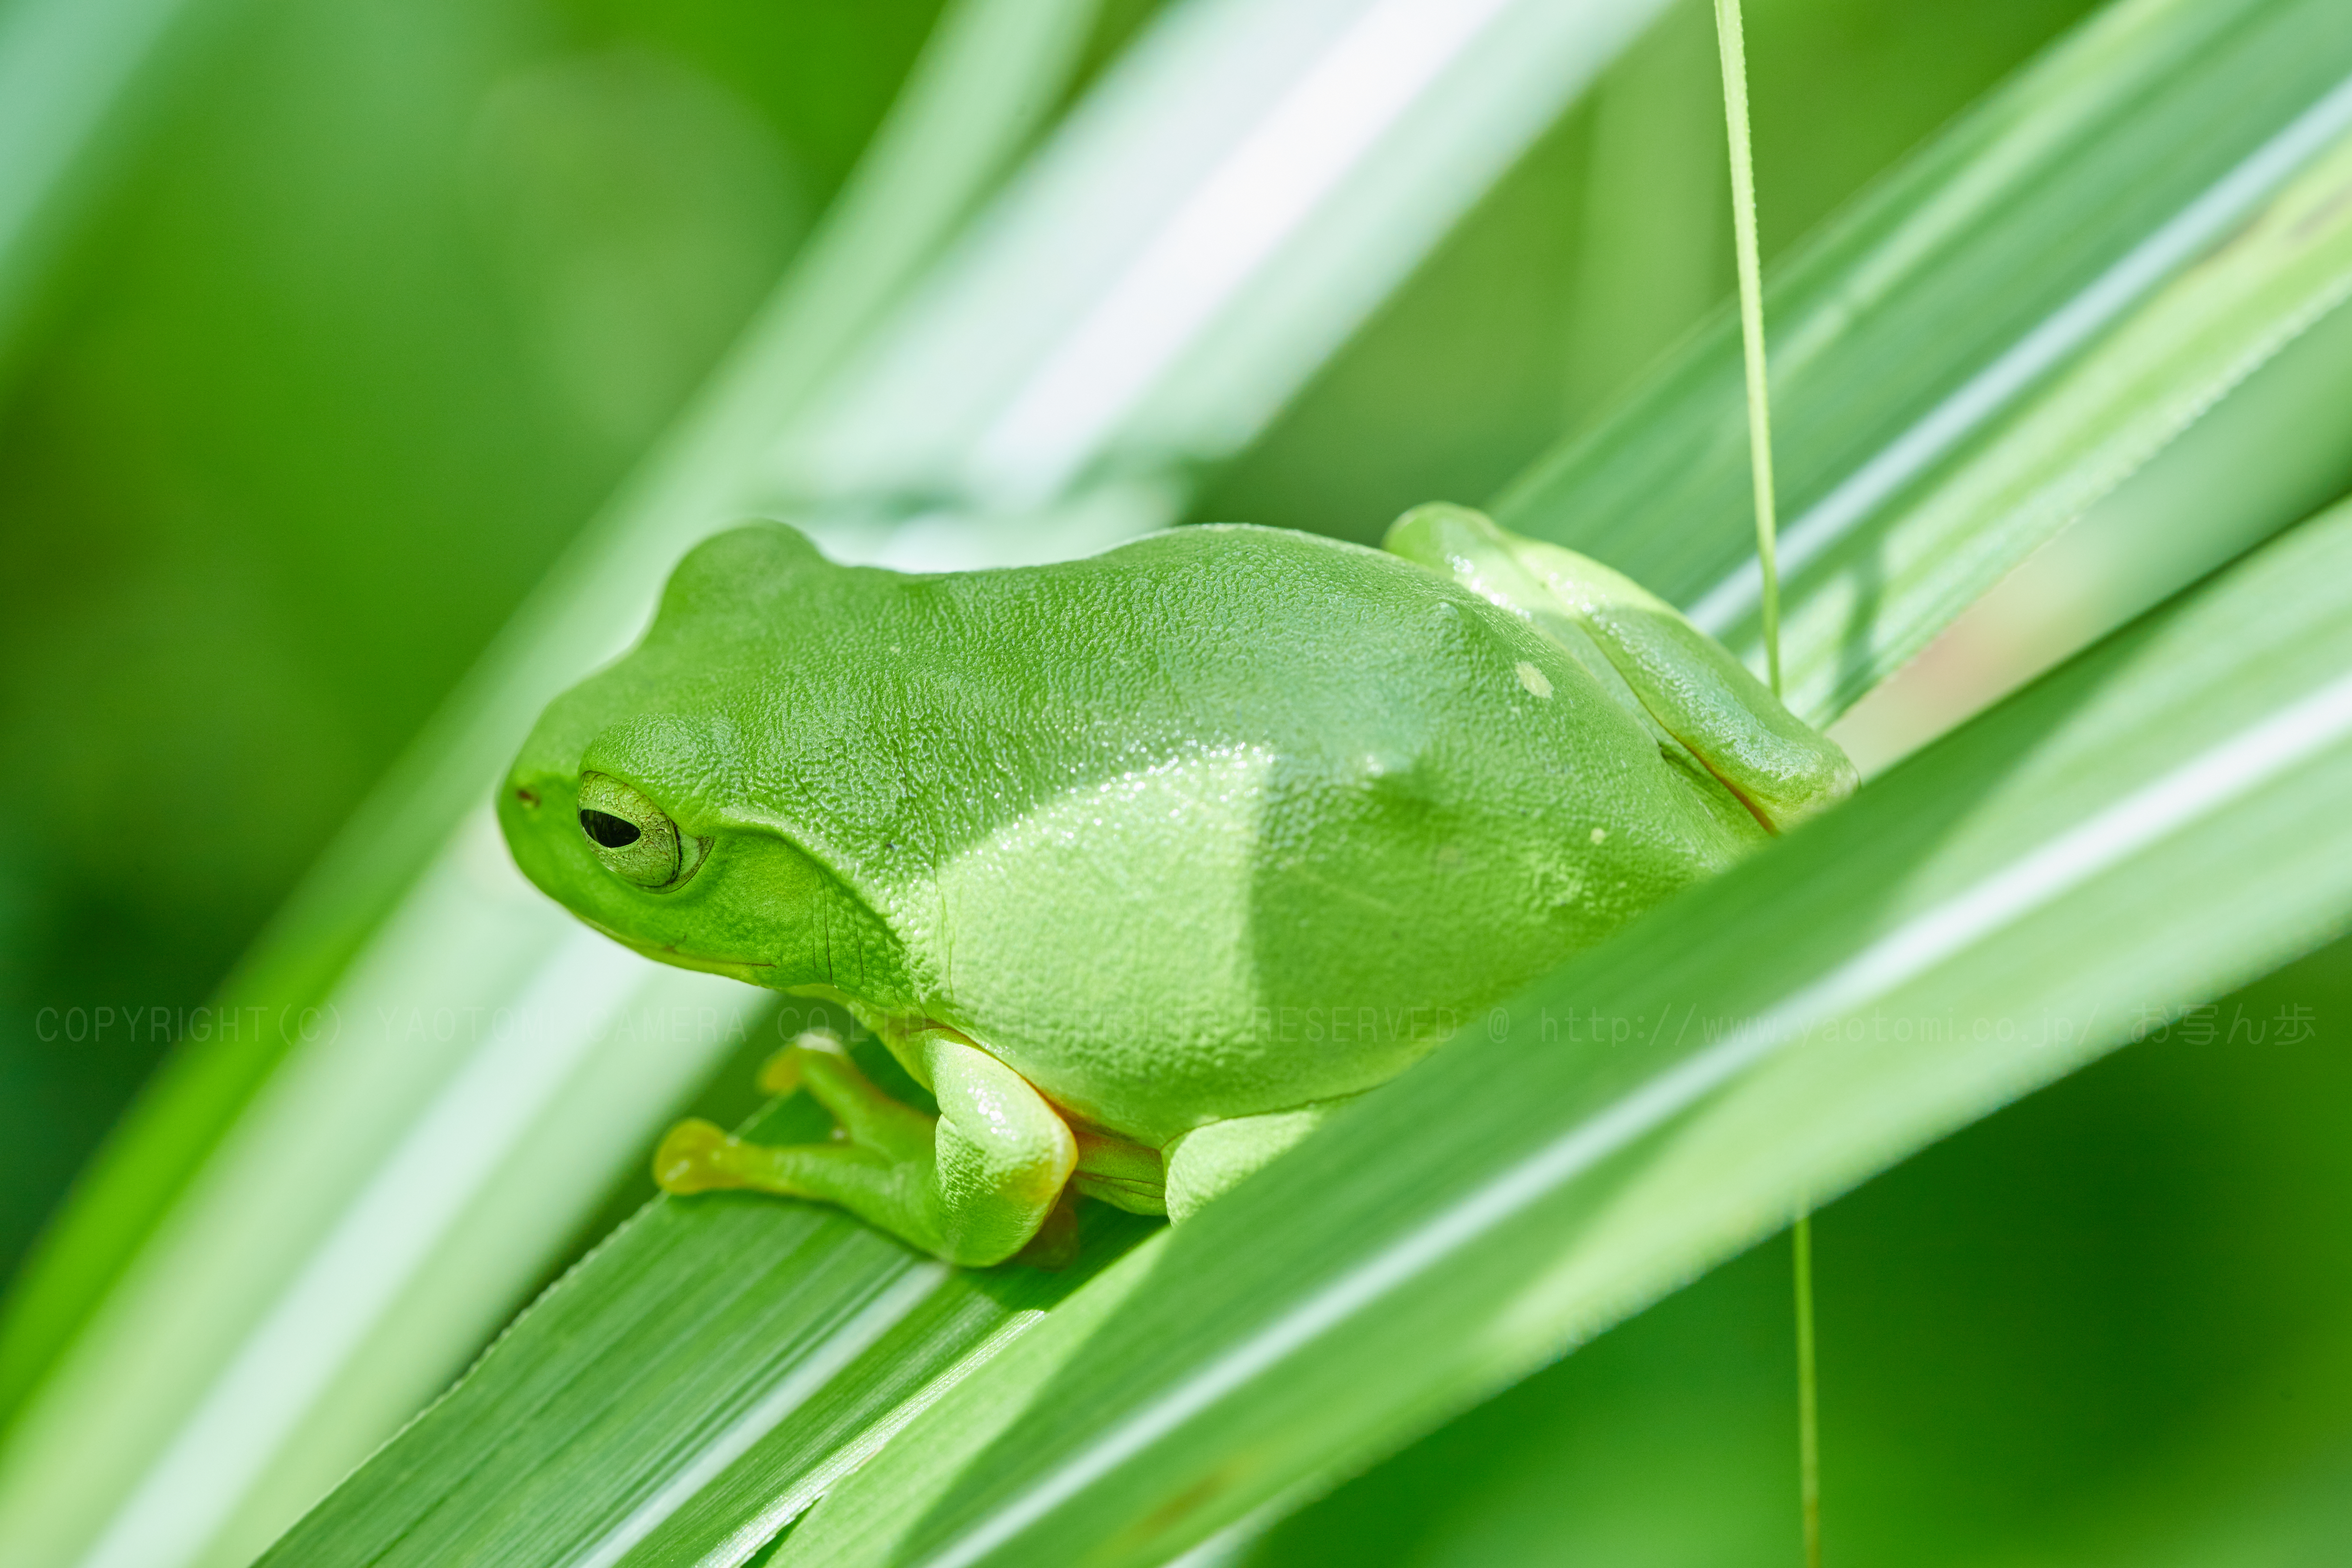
[1793, 1205, 1821, 1568]
[1713, 5, 1811, 1561]
[1712, 0, 1782, 698]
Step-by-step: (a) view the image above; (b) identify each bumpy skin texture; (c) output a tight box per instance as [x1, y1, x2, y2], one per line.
[501, 521, 1776, 1154]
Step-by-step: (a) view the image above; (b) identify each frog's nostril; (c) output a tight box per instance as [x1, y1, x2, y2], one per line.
[580, 809, 643, 849]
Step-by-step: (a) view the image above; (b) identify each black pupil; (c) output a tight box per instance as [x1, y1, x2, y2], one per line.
[580, 808, 643, 849]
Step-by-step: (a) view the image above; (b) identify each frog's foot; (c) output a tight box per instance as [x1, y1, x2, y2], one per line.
[1163, 1098, 1358, 1222]
[652, 1030, 1075, 1268]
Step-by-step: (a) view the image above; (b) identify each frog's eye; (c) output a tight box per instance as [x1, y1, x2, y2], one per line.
[576, 773, 709, 890]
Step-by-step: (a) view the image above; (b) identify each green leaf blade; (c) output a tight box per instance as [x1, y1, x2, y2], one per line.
[253, 1075, 1155, 1568]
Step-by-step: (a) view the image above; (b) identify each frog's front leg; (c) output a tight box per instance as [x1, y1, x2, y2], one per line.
[653, 1031, 1075, 1267]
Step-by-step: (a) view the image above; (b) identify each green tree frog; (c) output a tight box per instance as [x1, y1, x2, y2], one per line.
[499, 504, 1854, 1266]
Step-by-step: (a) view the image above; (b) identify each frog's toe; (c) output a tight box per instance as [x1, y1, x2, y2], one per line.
[653, 1117, 755, 1194]
[755, 1028, 851, 1096]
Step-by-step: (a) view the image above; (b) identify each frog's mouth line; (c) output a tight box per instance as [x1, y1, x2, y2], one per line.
[576, 913, 772, 971]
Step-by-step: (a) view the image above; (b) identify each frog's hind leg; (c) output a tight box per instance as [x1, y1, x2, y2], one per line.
[1385, 502, 1855, 830]
[654, 1030, 1075, 1267]
[1163, 1098, 1359, 1222]
[1070, 1125, 1169, 1216]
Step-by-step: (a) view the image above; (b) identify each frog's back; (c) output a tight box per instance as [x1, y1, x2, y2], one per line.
[756, 524, 1758, 1143]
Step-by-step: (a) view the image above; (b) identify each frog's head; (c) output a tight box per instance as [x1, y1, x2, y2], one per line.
[497, 525, 874, 989]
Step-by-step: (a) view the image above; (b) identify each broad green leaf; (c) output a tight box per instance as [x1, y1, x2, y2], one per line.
[1831, 285, 2352, 773]
[254, 1042, 1157, 1568]
[1500, 0, 2352, 725]
[771, 488, 2352, 1568]
[1236, 932, 2352, 1566]
[0, 1, 1669, 1563]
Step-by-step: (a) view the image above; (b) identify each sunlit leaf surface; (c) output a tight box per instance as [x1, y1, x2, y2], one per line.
[255, 1043, 1157, 1568]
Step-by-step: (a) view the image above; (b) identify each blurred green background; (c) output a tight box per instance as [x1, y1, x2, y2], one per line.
[14, 0, 2352, 1558]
